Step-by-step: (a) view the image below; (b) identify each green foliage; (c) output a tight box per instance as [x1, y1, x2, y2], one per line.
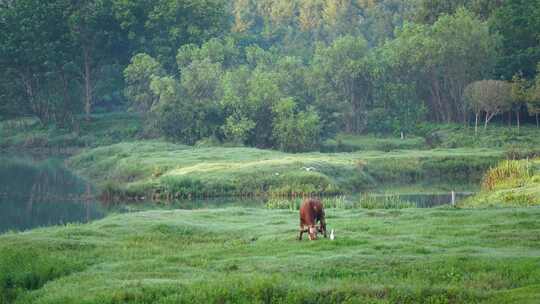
[272, 98, 321, 152]
[222, 115, 256, 144]
[123, 54, 165, 112]
[309, 35, 371, 134]
[490, 0, 540, 79]
[464, 80, 512, 129]
[384, 8, 500, 123]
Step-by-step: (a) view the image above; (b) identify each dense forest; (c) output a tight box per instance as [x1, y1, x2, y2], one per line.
[1, 0, 540, 151]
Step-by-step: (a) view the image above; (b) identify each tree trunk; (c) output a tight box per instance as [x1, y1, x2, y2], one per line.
[60, 69, 71, 127]
[508, 111, 512, 127]
[83, 47, 92, 121]
[485, 111, 499, 129]
[430, 71, 445, 122]
[516, 109, 520, 134]
[536, 113, 539, 128]
[475, 113, 478, 136]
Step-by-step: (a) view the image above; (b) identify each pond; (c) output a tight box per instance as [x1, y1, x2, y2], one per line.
[0, 154, 474, 233]
[0, 155, 105, 233]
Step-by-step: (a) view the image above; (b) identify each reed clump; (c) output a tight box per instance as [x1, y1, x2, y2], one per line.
[356, 194, 416, 209]
[482, 160, 532, 191]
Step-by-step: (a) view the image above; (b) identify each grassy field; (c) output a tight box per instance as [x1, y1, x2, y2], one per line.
[68, 141, 502, 200]
[322, 124, 540, 153]
[1, 207, 540, 303]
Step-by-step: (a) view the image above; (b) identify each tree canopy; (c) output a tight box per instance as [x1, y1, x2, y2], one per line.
[1, 0, 539, 151]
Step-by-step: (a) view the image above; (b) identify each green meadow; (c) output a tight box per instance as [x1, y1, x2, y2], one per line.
[2, 207, 540, 303]
[68, 141, 501, 200]
[2, 115, 540, 303]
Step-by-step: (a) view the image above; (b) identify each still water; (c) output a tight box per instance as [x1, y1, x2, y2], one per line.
[0, 155, 473, 233]
[0, 156, 105, 233]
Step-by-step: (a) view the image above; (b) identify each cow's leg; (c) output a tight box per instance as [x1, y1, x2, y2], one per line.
[320, 219, 327, 238]
[298, 225, 305, 240]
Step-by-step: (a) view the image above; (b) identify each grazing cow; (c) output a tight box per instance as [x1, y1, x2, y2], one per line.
[298, 198, 327, 240]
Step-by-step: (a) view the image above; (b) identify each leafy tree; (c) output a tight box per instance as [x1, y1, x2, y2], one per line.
[510, 73, 530, 132]
[464, 81, 484, 136]
[112, 0, 227, 70]
[368, 82, 426, 134]
[175, 58, 224, 143]
[384, 9, 499, 123]
[177, 37, 239, 70]
[0, 0, 78, 125]
[148, 75, 186, 139]
[123, 54, 165, 113]
[413, 0, 503, 24]
[272, 97, 321, 152]
[246, 69, 283, 147]
[490, 0, 540, 79]
[309, 35, 371, 133]
[221, 66, 254, 143]
[68, 0, 128, 120]
[464, 80, 512, 130]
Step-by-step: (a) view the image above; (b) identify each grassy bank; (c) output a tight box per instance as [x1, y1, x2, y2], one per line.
[1, 207, 540, 303]
[322, 124, 540, 153]
[420, 124, 540, 151]
[68, 141, 502, 200]
[462, 159, 540, 208]
[0, 112, 143, 151]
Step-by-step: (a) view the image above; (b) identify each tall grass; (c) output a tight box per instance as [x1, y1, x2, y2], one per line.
[265, 195, 415, 210]
[482, 160, 532, 191]
[356, 194, 416, 209]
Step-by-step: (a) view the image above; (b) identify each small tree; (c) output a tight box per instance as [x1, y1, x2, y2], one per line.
[464, 80, 511, 130]
[527, 101, 540, 128]
[511, 73, 530, 133]
[464, 81, 483, 136]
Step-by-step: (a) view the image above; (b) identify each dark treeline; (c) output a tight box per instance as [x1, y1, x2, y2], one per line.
[1, 0, 540, 151]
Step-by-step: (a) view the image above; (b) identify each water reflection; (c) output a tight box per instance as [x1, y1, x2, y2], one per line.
[0, 156, 105, 233]
[0, 154, 474, 233]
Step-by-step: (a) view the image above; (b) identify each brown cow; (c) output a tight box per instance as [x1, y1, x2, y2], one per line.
[298, 198, 327, 240]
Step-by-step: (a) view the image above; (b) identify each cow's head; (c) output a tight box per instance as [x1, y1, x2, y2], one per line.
[308, 226, 318, 240]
